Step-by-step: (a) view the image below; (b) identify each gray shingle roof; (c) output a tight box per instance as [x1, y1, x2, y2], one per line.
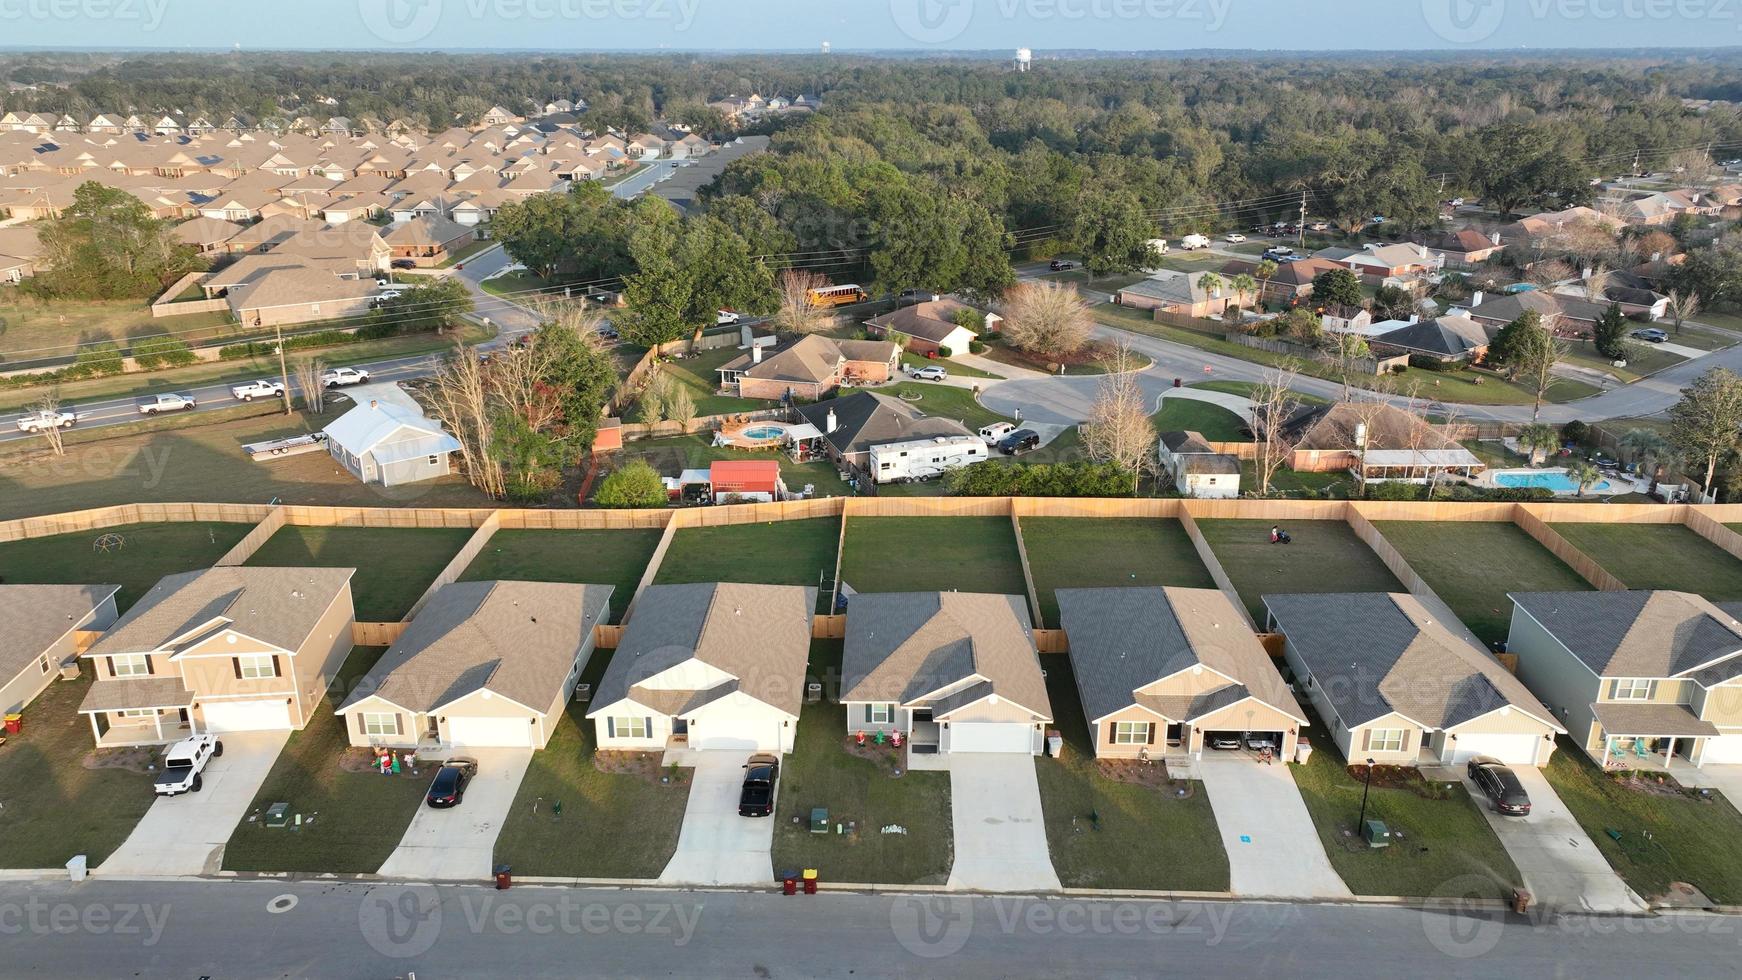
[341, 581, 612, 714]
[1510, 590, 1742, 683]
[794, 392, 975, 458]
[1590, 701, 1719, 738]
[0, 584, 119, 680]
[78, 677, 195, 713]
[85, 567, 354, 659]
[841, 592, 1051, 721]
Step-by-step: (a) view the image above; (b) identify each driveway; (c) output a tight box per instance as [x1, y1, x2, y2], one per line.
[659, 752, 773, 886]
[96, 731, 289, 877]
[1461, 766, 1645, 914]
[945, 755, 1060, 892]
[1196, 755, 1352, 900]
[377, 748, 533, 882]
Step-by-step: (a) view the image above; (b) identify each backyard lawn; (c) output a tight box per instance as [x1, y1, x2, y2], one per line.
[840, 517, 1027, 596]
[1198, 519, 1402, 622]
[1151, 398, 1249, 442]
[1291, 718, 1523, 900]
[0, 520, 252, 611]
[1036, 661, 1228, 891]
[0, 673, 158, 868]
[1376, 521, 1592, 646]
[634, 347, 767, 420]
[621, 433, 851, 498]
[459, 528, 662, 623]
[874, 382, 1010, 432]
[1543, 738, 1742, 904]
[654, 517, 840, 601]
[1555, 523, 1742, 602]
[222, 646, 427, 873]
[1019, 517, 1217, 627]
[244, 525, 474, 621]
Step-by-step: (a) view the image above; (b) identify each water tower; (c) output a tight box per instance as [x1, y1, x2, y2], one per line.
[822, 40, 831, 55]
[1015, 48, 1032, 72]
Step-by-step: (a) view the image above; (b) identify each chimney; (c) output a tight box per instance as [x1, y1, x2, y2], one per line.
[1490, 230, 1501, 246]
[1471, 290, 1485, 307]
[1419, 243, 1429, 258]
[1581, 266, 1593, 280]
[1408, 314, 1419, 324]
[752, 345, 762, 364]
[826, 408, 837, 434]
[369, 399, 378, 410]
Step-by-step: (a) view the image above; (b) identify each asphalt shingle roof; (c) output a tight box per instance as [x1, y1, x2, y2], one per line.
[1509, 590, 1742, 682]
[841, 592, 1052, 721]
[795, 392, 974, 457]
[0, 584, 119, 680]
[85, 567, 354, 659]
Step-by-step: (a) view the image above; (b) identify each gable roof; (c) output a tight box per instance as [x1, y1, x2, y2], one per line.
[864, 299, 988, 345]
[0, 584, 120, 679]
[85, 567, 354, 659]
[718, 334, 896, 386]
[1372, 313, 1489, 358]
[794, 392, 975, 457]
[1278, 401, 1462, 453]
[323, 400, 461, 461]
[841, 592, 1051, 721]
[1509, 590, 1742, 684]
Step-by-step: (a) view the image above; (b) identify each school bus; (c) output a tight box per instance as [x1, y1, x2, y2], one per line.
[806, 283, 868, 308]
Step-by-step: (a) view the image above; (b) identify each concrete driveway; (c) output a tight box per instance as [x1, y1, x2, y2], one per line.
[1462, 766, 1645, 914]
[659, 752, 774, 887]
[1196, 755, 1351, 900]
[97, 731, 290, 877]
[946, 755, 1060, 892]
[377, 748, 533, 882]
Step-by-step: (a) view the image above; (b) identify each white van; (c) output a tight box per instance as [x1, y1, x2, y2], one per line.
[1179, 234, 1212, 250]
[979, 421, 1016, 445]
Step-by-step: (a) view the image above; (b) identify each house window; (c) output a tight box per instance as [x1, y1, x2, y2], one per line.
[1369, 729, 1405, 753]
[428, 455, 439, 466]
[868, 704, 892, 725]
[39, 656, 50, 675]
[1113, 721, 1151, 745]
[236, 654, 276, 679]
[112, 654, 151, 678]
[115, 708, 157, 719]
[1611, 679, 1657, 701]
[362, 713, 398, 736]
[612, 716, 650, 739]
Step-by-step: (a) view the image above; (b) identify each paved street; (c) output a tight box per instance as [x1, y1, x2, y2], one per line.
[0, 878, 1734, 979]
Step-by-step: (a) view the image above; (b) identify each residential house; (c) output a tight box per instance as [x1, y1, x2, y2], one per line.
[1056, 587, 1306, 759]
[588, 582, 814, 753]
[1265, 592, 1564, 767]
[0, 584, 120, 715]
[1551, 271, 1669, 320]
[480, 106, 519, 127]
[1502, 206, 1626, 244]
[1327, 242, 1442, 285]
[716, 334, 899, 402]
[76, 567, 357, 746]
[271, 222, 391, 275]
[1157, 431, 1242, 499]
[864, 299, 1000, 358]
[383, 215, 474, 267]
[1266, 400, 1483, 482]
[794, 391, 980, 477]
[227, 267, 380, 328]
[1424, 228, 1506, 268]
[1467, 289, 1606, 338]
[323, 397, 463, 488]
[1114, 271, 1234, 319]
[0, 224, 43, 282]
[1220, 256, 1346, 304]
[337, 581, 612, 750]
[1369, 312, 1491, 363]
[1508, 590, 1742, 770]
[171, 216, 246, 254]
[841, 591, 1052, 755]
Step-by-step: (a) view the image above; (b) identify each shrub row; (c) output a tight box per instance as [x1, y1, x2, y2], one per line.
[946, 460, 1135, 497]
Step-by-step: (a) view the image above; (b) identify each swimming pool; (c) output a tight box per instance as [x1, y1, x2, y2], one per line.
[1493, 468, 1615, 494]
[740, 425, 787, 441]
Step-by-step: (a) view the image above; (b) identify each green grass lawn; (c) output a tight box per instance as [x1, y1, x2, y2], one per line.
[0, 673, 158, 868]
[0, 292, 238, 363]
[1563, 339, 1685, 383]
[459, 528, 663, 623]
[1461, 439, 1530, 471]
[222, 646, 427, 873]
[493, 652, 689, 878]
[1375, 521, 1593, 646]
[437, 237, 496, 268]
[0, 521, 252, 611]
[1543, 738, 1742, 903]
[244, 525, 474, 620]
[840, 517, 1028, 596]
[875, 382, 1010, 431]
[1020, 518, 1217, 627]
[621, 432, 851, 498]
[1152, 398, 1249, 442]
[1237, 461, 1351, 497]
[1191, 380, 1329, 406]
[1198, 519, 1402, 622]
[1555, 523, 1742, 602]
[636, 348, 768, 419]
[1036, 659, 1229, 890]
[655, 517, 841, 599]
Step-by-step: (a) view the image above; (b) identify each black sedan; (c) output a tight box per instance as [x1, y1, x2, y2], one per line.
[1467, 756, 1531, 816]
[739, 753, 780, 817]
[426, 758, 478, 808]
[1049, 259, 1076, 271]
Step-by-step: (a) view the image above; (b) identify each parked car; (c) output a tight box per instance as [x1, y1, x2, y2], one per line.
[1179, 234, 1212, 251]
[425, 758, 477, 809]
[597, 323, 620, 340]
[231, 379, 285, 402]
[979, 421, 1016, 445]
[1308, 221, 1329, 232]
[716, 310, 741, 326]
[153, 734, 222, 796]
[15, 409, 75, 433]
[1466, 756, 1531, 816]
[1631, 328, 1669, 343]
[136, 392, 197, 415]
[391, 258, 417, 270]
[1243, 733, 1277, 752]
[1224, 233, 1247, 243]
[320, 367, 371, 388]
[1262, 247, 1299, 263]
[739, 753, 781, 817]
[1207, 734, 1243, 750]
[912, 365, 948, 382]
[1048, 259, 1076, 271]
[997, 429, 1041, 456]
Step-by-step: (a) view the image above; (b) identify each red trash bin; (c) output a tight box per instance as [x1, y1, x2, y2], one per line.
[493, 865, 512, 890]
[3, 714, 20, 735]
[782, 872, 798, 896]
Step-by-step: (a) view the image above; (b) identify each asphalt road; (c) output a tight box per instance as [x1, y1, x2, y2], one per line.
[610, 158, 681, 199]
[0, 878, 1735, 980]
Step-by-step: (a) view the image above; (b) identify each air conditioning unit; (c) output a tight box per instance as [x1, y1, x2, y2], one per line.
[572, 683, 592, 703]
[805, 682, 823, 704]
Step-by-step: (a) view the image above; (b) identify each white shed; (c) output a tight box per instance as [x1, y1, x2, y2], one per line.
[323, 399, 462, 487]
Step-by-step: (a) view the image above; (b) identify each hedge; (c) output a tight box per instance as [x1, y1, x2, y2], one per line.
[218, 329, 355, 361]
[946, 460, 1135, 497]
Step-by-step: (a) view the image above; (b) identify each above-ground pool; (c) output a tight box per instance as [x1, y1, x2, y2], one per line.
[1493, 468, 1615, 495]
[740, 425, 787, 441]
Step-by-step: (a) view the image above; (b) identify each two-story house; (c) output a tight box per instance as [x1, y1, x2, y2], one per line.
[77, 568, 356, 746]
[1508, 590, 1742, 770]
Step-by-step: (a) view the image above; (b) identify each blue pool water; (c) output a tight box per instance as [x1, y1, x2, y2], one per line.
[1494, 469, 1613, 494]
[741, 425, 786, 440]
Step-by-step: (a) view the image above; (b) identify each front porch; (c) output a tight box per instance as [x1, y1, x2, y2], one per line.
[90, 712, 194, 748]
[1590, 702, 1721, 779]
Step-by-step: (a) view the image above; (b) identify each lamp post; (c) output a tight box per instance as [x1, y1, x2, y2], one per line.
[1355, 757, 1376, 833]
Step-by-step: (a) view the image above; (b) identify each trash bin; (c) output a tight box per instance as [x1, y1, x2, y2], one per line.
[493, 864, 512, 890]
[802, 869, 819, 895]
[1045, 730, 1063, 757]
[781, 871, 798, 896]
[1294, 740, 1313, 765]
[3, 714, 20, 735]
[65, 855, 87, 883]
[1512, 888, 1532, 914]
[1173, 377, 1183, 388]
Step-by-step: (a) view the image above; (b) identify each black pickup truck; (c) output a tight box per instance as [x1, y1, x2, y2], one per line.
[738, 753, 780, 817]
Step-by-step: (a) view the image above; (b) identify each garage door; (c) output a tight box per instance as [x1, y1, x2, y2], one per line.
[447, 716, 534, 748]
[949, 723, 1033, 754]
[1701, 734, 1742, 765]
[1446, 733, 1542, 766]
[200, 699, 292, 733]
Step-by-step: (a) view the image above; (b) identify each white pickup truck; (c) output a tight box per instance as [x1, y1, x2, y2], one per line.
[136, 392, 197, 415]
[231, 379, 285, 402]
[153, 734, 222, 796]
[15, 409, 76, 433]
[320, 367, 371, 388]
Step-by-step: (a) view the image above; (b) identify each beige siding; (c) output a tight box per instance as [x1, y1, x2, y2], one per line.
[0, 654, 59, 716]
[344, 700, 419, 748]
[943, 697, 1046, 724]
[1349, 713, 1421, 765]
[1089, 705, 1169, 759]
[1138, 669, 1231, 699]
[1191, 700, 1303, 760]
[1697, 683, 1742, 727]
[291, 582, 358, 728]
[1509, 605, 1604, 761]
[1446, 709, 1557, 738]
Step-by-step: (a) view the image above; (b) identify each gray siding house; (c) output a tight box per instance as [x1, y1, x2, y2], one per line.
[323, 399, 462, 487]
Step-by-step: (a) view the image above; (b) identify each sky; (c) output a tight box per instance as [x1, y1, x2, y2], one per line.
[0, 0, 1730, 52]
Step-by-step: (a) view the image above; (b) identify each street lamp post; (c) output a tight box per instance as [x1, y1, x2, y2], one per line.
[1355, 757, 1376, 833]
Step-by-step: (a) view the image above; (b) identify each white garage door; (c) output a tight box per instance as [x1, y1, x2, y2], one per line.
[200, 699, 292, 733]
[1701, 734, 1742, 765]
[949, 723, 1033, 754]
[447, 716, 534, 748]
[1446, 732, 1542, 766]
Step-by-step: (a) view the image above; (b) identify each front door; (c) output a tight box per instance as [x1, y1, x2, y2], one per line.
[673, 719, 689, 736]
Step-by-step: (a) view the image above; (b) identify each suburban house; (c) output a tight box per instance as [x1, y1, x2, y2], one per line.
[77, 567, 357, 746]
[1467, 289, 1606, 337]
[1157, 430, 1242, 499]
[0, 584, 120, 715]
[323, 397, 463, 487]
[1551, 271, 1670, 319]
[1321, 242, 1442, 285]
[337, 581, 612, 750]
[0, 224, 42, 283]
[588, 582, 814, 754]
[840, 591, 1052, 755]
[1220, 257, 1345, 304]
[226, 266, 380, 328]
[1369, 312, 1491, 363]
[1507, 590, 1742, 770]
[794, 391, 981, 480]
[863, 299, 999, 358]
[1114, 270, 1235, 318]
[1502, 206, 1626, 243]
[1424, 228, 1506, 267]
[1268, 400, 1485, 483]
[383, 214, 475, 267]
[1056, 587, 1306, 759]
[716, 334, 899, 402]
[1265, 592, 1564, 767]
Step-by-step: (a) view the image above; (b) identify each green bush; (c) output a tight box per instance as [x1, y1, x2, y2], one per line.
[73, 341, 124, 376]
[1407, 354, 1466, 372]
[945, 460, 1134, 497]
[968, 339, 986, 355]
[594, 459, 668, 508]
[218, 329, 356, 360]
[131, 335, 197, 369]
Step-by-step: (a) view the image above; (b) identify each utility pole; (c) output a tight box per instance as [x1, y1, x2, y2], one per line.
[1298, 191, 1307, 249]
[273, 321, 292, 416]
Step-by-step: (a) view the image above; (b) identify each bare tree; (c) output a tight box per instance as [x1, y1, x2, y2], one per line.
[293, 358, 327, 414]
[1345, 387, 1396, 496]
[488, 340, 563, 435]
[772, 269, 832, 336]
[1251, 364, 1301, 496]
[33, 388, 67, 457]
[423, 345, 505, 499]
[1665, 289, 1700, 337]
[1079, 340, 1156, 495]
[1517, 329, 1569, 422]
[666, 382, 697, 431]
[521, 294, 611, 352]
[1524, 258, 1574, 288]
[1582, 263, 1612, 304]
[1000, 281, 1093, 362]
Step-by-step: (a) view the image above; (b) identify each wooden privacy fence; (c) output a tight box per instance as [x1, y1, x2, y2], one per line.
[405, 511, 502, 620]
[1512, 506, 1629, 592]
[353, 622, 408, 646]
[215, 505, 286, 567]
